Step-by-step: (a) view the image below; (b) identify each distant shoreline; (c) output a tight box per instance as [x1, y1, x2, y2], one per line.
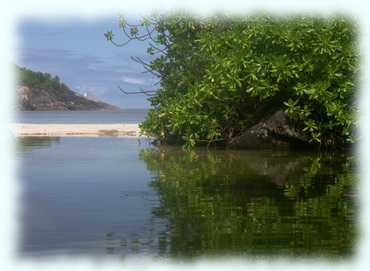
[10, 123, 147, 138]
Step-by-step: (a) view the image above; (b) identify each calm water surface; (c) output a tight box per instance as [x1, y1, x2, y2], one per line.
[16, 109, 148, 124]
[18, 137, 357, 258]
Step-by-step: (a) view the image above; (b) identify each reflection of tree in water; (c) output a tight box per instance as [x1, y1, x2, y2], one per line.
[17, 137, 60, 152]
[139, 147, 357, 258]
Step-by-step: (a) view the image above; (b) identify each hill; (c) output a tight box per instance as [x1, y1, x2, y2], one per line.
[16, 66, 120, 111]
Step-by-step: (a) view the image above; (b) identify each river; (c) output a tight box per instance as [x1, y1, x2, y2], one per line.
[17, 137, 357, 258]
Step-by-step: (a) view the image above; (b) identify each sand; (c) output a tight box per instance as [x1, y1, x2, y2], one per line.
[9, 123, 146, 138]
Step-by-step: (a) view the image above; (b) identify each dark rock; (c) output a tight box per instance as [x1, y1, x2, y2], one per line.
[17, 85, 120, 111]
[228, 110, 310, 149]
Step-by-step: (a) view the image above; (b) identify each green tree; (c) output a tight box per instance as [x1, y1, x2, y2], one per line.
[106, 13, 359, 149]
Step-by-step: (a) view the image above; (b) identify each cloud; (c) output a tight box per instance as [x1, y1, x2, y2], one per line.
[43, 29, 69, 36]
[16, 18, 156, 108]
[18, 48, 75, 60]
[120, 75, 147, 85]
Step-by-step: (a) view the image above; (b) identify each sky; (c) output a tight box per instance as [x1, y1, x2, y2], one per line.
[17, 16, 157, 109]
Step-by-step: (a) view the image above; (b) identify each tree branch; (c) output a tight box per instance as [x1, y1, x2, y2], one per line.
[130, 56, 161, 77]
[117, 85, 156, 96]
[149, 42, 168, 55]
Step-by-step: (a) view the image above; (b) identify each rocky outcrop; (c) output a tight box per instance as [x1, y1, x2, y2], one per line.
[16, 66, 120, 111]
[228, 110, 309, 149]
[16, 85, 120, 111]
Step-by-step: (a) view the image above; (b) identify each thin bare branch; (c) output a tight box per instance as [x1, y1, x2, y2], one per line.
[121, 26, 155, 42]
[149, 42, 167, 55]
[117, 85, 156, 96]
[110, 39, 132, 47]
[130, 56, 161, 77]
[109, 26, 156, 47]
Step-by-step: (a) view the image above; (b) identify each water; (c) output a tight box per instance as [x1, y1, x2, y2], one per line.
[18, 137, 357, 258]
[16, 109, 148, 124]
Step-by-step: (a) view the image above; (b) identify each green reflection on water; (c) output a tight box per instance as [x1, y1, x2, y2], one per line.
[16, 137, 60, 152]
[140, 147, 357, 258]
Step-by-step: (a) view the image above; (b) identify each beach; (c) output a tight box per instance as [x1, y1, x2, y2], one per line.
[10, 123, 144, 137]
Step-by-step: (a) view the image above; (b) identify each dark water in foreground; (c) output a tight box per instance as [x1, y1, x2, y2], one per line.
[18, 137, 357, 258]
[16, 109, 148, 124]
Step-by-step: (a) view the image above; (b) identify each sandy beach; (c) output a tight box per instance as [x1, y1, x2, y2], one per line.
[10, 123, 145, 137]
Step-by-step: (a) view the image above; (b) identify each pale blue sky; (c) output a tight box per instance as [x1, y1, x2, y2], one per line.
[17, 17, 157, 109]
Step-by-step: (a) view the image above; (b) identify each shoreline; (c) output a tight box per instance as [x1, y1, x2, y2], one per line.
[9, 123, 146, 138]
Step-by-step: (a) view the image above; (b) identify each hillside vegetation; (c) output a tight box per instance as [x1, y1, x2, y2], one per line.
[16, 66, 118, 111]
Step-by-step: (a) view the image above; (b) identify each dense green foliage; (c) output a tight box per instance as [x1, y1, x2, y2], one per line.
[107, 14, 358, 148]
[140, 147, 356, 257]
[18, 66, 70, 95]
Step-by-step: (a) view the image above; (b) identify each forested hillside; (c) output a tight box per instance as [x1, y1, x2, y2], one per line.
[16, 66, 119, 111]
